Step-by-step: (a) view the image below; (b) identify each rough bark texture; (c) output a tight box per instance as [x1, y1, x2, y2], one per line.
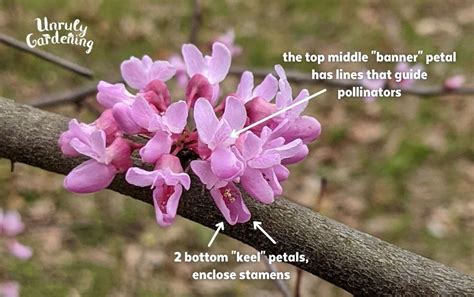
[0, 97, 473, 296]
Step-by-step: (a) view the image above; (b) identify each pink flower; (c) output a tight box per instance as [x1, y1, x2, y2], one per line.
[0, 281, 19, 297]
[98, 55, 175, 113]
[141, 79, 171, 112]
[60, 123, 132, 193]
[214, 30, 242, 57]
[0, 210, 24, 236]
[193, 97, 246, 180]
[97, 81, 135, 109]
[270, 65, 321, 143]
[182, 42, 231, 105]
[444, 75, 465, 91]
[190, 160, 250, 225]
[191, 96, 252, 225]
[130, 96, 188, 135]
[244, 97, 277, 134]
[236, 128, 308, 204]
[360, 70, 386, 101]
[113, 94, 188, 136]
[7, 240, 32, 260]
[235, 71, 278, 104]
[0, 209, 32, 261]
[95, 109, 120, 144]
[120, 55, 176, 90]
[394, 62, 423, 89]
[126, 154, 191, 227]
[211, 182, 250, 224]
[59, 119, 98, 157]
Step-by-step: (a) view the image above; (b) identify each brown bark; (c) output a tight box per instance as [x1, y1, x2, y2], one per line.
[0, 97, 473, 296]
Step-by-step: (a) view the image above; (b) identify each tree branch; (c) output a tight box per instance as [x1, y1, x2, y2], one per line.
[0, 97, 472, 295]
[0, 33, 94, 79]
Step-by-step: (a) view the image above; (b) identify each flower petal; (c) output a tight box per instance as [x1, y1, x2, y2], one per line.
[182, 44, 206, 77]
[208, 42, 231, 84]
[155, 154, 184, 173]
[68, 119, 97, 143]
[2, 211, 24, 236]
[112, 103, 143, 134]
[125, 167, 158, 187]
[208, 120, 233, 150]
[163, 101, 188, 134]
[288, 88, 310, 117]
[273, 164, 289, 181]
[236, 71, 254, 101]
[69, 130, 107, 163]
[210, 187, 235, 225]
[59, 120, 98, 157]
[64, 160, 117, 194]
[223, 96, 246, 131]
[190, 160, 219, 189]
[210, 183, 250, 225]
[164, 172, 191, 190]
[241, 168, 274, 204]
[241, 132, 263, 161]
[279, 142, 309, 165]
[148, 60, 176, 82]
[263, 168, 282, 196]
[274, 64, 287, 80]
[253, 74, 278, 101]
[121, 56, 150, 90]
[107, 138, 132, 171]
[0, 281, 19, 297]
[267, 139, 304, 160]
[275, 79, 293, 109]
[130, 95, 158, 131]
[97, 81, 134, 108]
[139, 131, 172, 164]
[153, 185, 182, 227]
[248, 153, 281, 169]
[281, 116, 321, 144]
[210, 147, 244, 180]
[7, 240, 32, 260]
[194, 98, 219, 144]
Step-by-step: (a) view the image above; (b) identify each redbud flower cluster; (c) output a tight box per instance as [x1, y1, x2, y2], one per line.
[59, 42, 321, 226]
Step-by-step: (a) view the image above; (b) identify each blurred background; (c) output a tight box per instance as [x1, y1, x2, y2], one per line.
[0, 0, 472, 296]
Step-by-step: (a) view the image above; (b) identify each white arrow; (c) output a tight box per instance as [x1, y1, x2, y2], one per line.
[231, 88, 327, 138]
[253, 221, 276, 244]
[208, 222, 224, 247]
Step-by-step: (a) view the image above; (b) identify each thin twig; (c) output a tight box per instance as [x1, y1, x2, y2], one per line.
[30, 78, 122, 108]
[30, 83, 98, 108]
[229, 66, 474, 97]
[314, 177, 327, 213]
[30, 64, 473, 110]
[189, 0, 202, 44]
[262, 255, 292, 297]
[294, 269, 303, 297]
[0, 33, 94, 78]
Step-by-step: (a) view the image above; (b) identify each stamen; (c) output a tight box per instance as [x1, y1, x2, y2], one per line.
[222, 187, 236, 203]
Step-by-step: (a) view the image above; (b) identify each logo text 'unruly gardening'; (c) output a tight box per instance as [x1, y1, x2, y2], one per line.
[26, 17, 94, 54]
